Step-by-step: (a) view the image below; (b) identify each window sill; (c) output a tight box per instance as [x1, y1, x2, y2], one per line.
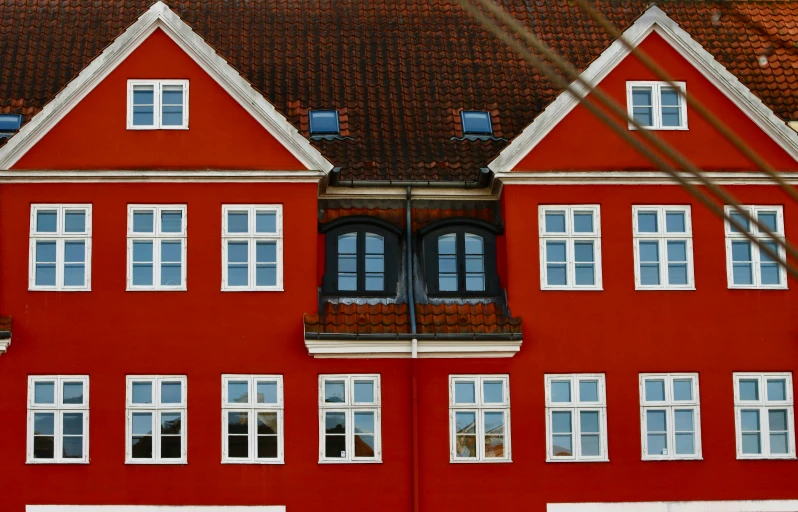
[126, 288, 188, 292]
[736, 455, 797, 460]
[318, 459, 382, 464]
[127, 126, 189, 131]
[222, 459, 285, 465]
[546, 457, 609, 463]
[540, 286, 604, 292]
[28, 287, 91, 292]
[26, 459, 89, 465]
[628, 125, 689, 131]
[125, 460, 188, 465]
[727, 285, 788, 291]
[450, 458, 513, 464]
[222, 288, 284, 293]
[641, 456, 703, 461]
[634, 286, 696, 291]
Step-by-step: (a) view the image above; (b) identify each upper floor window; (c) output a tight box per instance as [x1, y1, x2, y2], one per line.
[545, 374, 608, 462]
[127, 205, 186, 291]
[222, 205, 283, 291]
[734, 372, 795, 459]
[461, 111, 493, 136]
[126, 375, 187, 464]
[449, 375, 511, 463]
[309, 110, 340, 136]
[725, 205, 786, 289]
[627, 81, 687, 130]
[27, 376, 89, 464]
[633, 205, 694, 290]
[127, 80, 188, 129]
[322, 221, 399, 296]
[29, 204, 92, 291]
[639, 373, 702, 460]
[539, 205, 602, 290]
[222, 375, 284, 464]
[319, 374, 381, 463]
[422, 222, 500, 297]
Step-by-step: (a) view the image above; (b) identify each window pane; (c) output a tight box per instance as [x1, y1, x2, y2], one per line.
[675, 433, 694, 455]
[62, 382, 84, 405]
[660, 87, 679, 106]
[769, 409, 788, 432]
[132, 263, 154, 286]
[732, 264, 753, 285]
[133, 87, 154, 105]
[64, 241, 85, 264]
[742, 433, 761, 454]
[366, 233, 384, 254]
[455, 412, 476, 434]
[552, 434, 572, 457]
[767, 379, 787, 401]
[461, 111, 492, 135]
[34, 381, 55, 404]
[132, 382, 152, 404]
[160, 211, 182, 233]
[338, 254, 357, 272]
[227, 381, 249, 404]
[546, 264, 567, 286]
[770, 433, 789, 454]
[661, 107, 681, 127]
[258, 412, 278, 435]
[256, 212, 277, 233]
[63, 436, 83, 459]
[483, 381, 503, 403]
[64, 211, 86, 233]
[485, 411, 505, 435]
[675, 409, 694, 432]
[739, 379, 759, 401]
[131, 412, 153, 435]
[631, 87, 652, 106]
[324, 381, 346, 403]
[632, 107, 653, 127]
[256, 241, 277, 263]
[551, 411, 572, 456]
[647, 410, 666, 432]
[574, 241, 593, 263]
[258, 434, 278, 459]
[228, 411, 249, 436]
[309, 110, 339, 135]
[760, 241, 781, 285]
[162, 104, 183, 126]
[160, 243, 182, 286]
[741, 410, 760, 432]
[325, 435, 346, 458]
[325, 412, 346, 433]
[227, 212, 249, 233]
[465, 273, 485, 292]
[758, 212, 778, 233]
[545, 212, 566, 233]
[668, 264, 688, 286]
[573, 212, 593, 233]
[455, 382, 476, 404]
[161, 86, 183, 105]
[354, 380, 375, 403]
[731, 241, 752, 262]
[580, 411, 599, 433]
[257, 381, 278, 404]
[63, 412, 83, 436]
[581, 434, 600, 456]
[438, 234, 456, 254]
[227, 242, 249, 286]
[338, 273, 357, 291]
[355, 434, 376, 458]
[456, 435, 477, 458]
[439, 274, 458, 292]
[579, 381, 598, 402]
[338, 233, 357, 254]
[33, 413, 55, 459]
[637, 212, 658, 233]
[645, 380, 666, 401]
[35, 241, 56, 286]
[464, 234, 483, 255]
[667, 241, 686, 263]
[551, 381, 571, 403]
[673, 379, 693, 401]
[161, 436, 182, 459]
[648, 433, 667, 456]
[256, 264, 277, 287]
[161, 413, 182, 435]
[132, 240, 153, 264]
[133, 106, 154, 126]
[354, 411, 375, 434]
[34, 412, 55, 436]
[36, 210, 58, 232]
[574, 265, 594, 286]
[228, 434, 248, 459]
[485, 435, 505, 459]
[639, 241, 659, 263]
[161, 382, 182, 404]
[546, 241, 566, 262]
[665, 212, 686, 233]
[365, 254, 384, 273]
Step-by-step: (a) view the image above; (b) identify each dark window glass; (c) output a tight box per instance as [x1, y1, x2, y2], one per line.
[309, 110, 340, 135]
[424, 225, 499, 296]
[461, 111, 493, 135]
[324, 225, 398, 295]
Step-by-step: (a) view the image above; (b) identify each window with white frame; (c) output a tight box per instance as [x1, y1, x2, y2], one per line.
[126, 376, 187, 464]
[222, 205, 283, 291]
[127, 205, 187, 290]
[29, 205, 91, 291]
[725, 205, 787, 289]
[127, 80, 188, 129]
[639, 374, 701, 460]
[319, 375, 381, 463]
[222, 375, 284, 464]
[449, 375, 511, 462]
[545, 374, 607, 462]
[734, 372, 795, 459]
[27, 376, 89, 463]
[627, 81, 687, 130]
[633, 206, 694, 289]
[539, 205, 602, 289]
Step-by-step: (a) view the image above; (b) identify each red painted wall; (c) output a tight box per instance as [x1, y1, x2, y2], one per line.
[515, 32, 798, 172]
[12, 29, 305, 171]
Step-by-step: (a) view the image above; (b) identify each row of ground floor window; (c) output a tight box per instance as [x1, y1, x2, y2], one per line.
[25, 372, 795, 464]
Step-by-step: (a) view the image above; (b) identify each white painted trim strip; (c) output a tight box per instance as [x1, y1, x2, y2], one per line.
[28, 508, 285, 512]
[489, 6, 798, 174]
[0, 170, 325, 183]
[0, 337, 9, 355]
[496, 171, 798, 185]
[0, 2, 332, 173]
[548, 501, 798, 512]
[305, 338, 522, 358]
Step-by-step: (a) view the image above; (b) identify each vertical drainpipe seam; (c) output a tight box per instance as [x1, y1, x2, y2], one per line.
[406, 186, 420, 512]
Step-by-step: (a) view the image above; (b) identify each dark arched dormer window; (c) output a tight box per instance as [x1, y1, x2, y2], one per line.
[322, 217, 400, 296]
[422, 220, 500, 297]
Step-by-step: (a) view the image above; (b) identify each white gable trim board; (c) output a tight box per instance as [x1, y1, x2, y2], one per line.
[0, 2, 333, 173]
[489, 5, 798, 176]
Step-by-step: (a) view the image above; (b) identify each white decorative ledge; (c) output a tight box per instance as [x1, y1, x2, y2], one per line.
[0, 337, 9, 355]
[305, 337, 522, 359]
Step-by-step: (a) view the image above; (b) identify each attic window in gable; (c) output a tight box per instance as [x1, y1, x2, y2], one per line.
[461, 111, 493, 136]
[627, 82, 687, 130]
[309, 110, 340, 136]
[127, 80, 189, 130]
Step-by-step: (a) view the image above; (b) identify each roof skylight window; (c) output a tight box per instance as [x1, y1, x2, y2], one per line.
[0, 114, 23, 132]
[309, 110, 340, 136]
[461, 111, 493, 136]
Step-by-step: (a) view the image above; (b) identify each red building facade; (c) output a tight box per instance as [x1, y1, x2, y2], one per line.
[1, 2, 797, 511]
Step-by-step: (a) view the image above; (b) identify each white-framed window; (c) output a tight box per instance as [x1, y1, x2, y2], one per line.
[127, 79, 189, 129]
[29, 205, 92, 291]
[627, 81, 687, 130]
[725, 205, 787, 289]
[539, 205, 602, 290]
[222, 375, 284, 464]
[545, 374, 608, 462]
[27, 376, 89, 464]
[639, 373, 702, 460]
[127, 205, 187, 291]
[633, 205, 694, 290]
[449, 375, 511, 463]
[734, 372, 795, 459]
[125, 375, 187, 464]
[318, 374, 381, 463]
[222, 205, 283, 291]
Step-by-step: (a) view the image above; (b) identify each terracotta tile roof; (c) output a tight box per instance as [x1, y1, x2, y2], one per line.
[0, 316, 10, 332]
[304, 302, 522, 336]
[1, 1, 797, 179]
[321, 207, 497, 231]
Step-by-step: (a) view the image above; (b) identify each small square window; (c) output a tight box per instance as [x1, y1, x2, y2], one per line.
[627, 82, 687, 130]
[309, 110, 340, 136]
[461, 111, 493, 136]
[126, 375, 187, 464]
[734, 373, 795, 459]
[640, 373, 702, 460]
[28, 376, 90, 464]
[450, 375, 511, 463]
[29, 205, 92, 291]
[632, 206, 694, 290]
[545, 374, 607, 462]
[222, 205, 283, 291]
[127, 80, 188, 130]
[318, 375, 381, 463]
[724, 205, 787, 289]
[222, 375, 284, 464]
[539, 205, 602, 290]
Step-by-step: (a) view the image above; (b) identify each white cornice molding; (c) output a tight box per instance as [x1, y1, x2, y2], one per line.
[547, 500, 798, 512]
[0, 169, 325, 183]
[489, 5, 798, 174]
[305, 338, 522, 358]
[0, 1, 333, 173]
[496, 170, 798, 185]
[320, 184, 499, 201]
[0, 338, 10, 356]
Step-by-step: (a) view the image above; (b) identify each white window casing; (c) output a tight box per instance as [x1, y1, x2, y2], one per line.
[125, 375, 188, 464]
[126, 205, 187, 291]
[733, 372, 795, 459]
[127, 79, 189, 130]
[724, 205, 787, 289]
[318, 374, 381, 463]
[639, 373, 702, 460]
[539, 205, 603, 290]
[29, 204, 92, 291]
[545, 374, 608, 462]
[626, 81, 688, 130]
[27, 376, 90, 464]
[221, 375, 284, 464]
[221, 205, 284, 291]
[449, 374, 512, 463]
[632, 205, 695, 290]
